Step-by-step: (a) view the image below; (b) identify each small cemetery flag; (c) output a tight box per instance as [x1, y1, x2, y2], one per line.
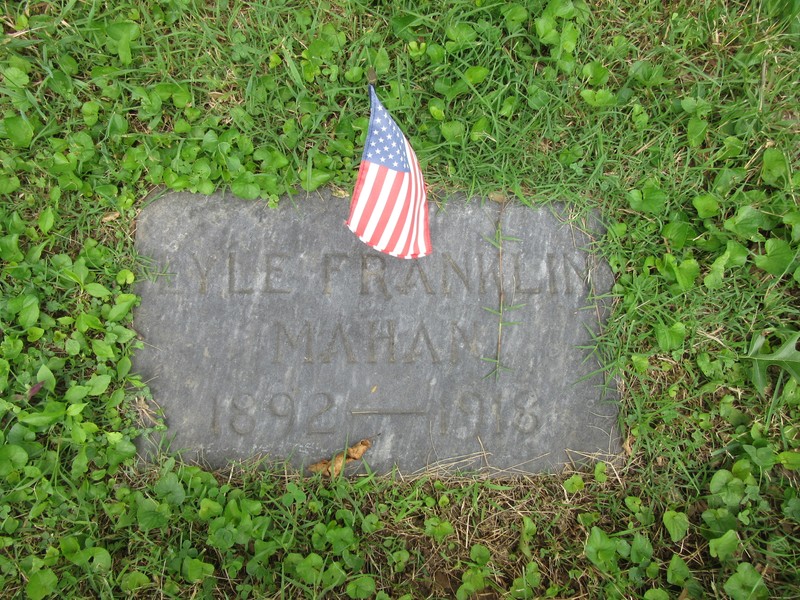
[346, 84, 431, 259]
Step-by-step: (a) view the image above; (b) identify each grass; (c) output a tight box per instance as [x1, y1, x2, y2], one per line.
[1, 0, 799, 598]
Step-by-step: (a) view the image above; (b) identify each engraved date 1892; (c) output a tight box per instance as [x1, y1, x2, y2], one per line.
[210, 392, 338, 437]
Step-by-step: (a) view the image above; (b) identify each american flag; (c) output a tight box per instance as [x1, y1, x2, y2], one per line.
[346, 85, 430, 259]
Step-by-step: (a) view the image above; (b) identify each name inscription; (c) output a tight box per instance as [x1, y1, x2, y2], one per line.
[159, 250, 590, 299]
[133, 191, 618, 473]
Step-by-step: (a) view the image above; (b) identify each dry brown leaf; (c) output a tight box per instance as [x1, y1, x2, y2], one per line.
[307, 459, 331, 476]
[623, 435, 634, 456]
[101, 212, 120, 223]
[346, 438, 371, 460]
[487, 191, 507, 204]
[309, 438, 373, 477]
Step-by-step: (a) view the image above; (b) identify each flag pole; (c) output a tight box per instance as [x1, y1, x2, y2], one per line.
[367, 66, 377, 86]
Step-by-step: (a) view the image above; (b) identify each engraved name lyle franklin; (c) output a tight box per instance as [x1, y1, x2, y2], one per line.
[133, 190, 619, 474]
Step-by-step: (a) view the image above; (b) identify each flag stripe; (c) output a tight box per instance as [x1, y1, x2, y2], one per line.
[414, 143, 430, 255]
[408, 138, 428, 256]
[363, 169, 404, 242]
[363, 168, 389, 235]
[347, 162, 379, 232]
[374, 174, 411, 251]
[366, 172, 407, 247]
[382, 172, 415, 256]
[388, 139, 425, 258]
[353, 165, 390, 237]
[401, 139, 425, 257]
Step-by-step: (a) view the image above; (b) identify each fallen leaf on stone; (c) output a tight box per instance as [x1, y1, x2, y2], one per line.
[488, 190, 507, 203]
[346, 438, 371, 460]
[309, 438, 372, 477]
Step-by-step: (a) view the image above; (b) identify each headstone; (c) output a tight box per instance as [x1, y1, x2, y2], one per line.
[133, 189, 619, 474]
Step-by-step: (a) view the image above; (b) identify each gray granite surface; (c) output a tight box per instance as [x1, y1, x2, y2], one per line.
[133, 189, 619, 474]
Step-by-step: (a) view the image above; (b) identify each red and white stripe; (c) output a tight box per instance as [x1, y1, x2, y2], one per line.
[347, 140, 430, 259]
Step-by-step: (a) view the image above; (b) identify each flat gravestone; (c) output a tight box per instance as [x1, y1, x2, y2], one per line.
[133, 189, 619, 474]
